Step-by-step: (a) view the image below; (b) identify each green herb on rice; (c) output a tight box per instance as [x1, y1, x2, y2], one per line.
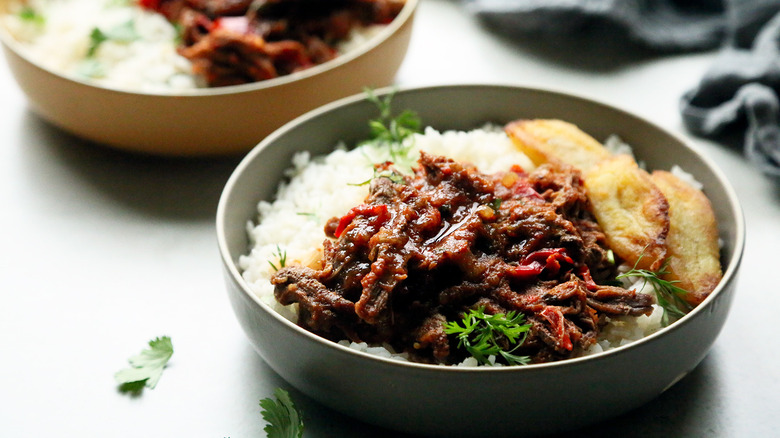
[444, 306, 532, 366]
[87, 20, 139, 58]
[77, 58, 105, 78]
[616, 255, 692, 326]
[296, 212, 319, 221]
[19, 6, 44, 25]
[268, 245, 288, 272]
[357, 88, 422, 183]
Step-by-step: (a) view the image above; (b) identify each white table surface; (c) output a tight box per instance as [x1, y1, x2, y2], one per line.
[2, 1, 778, 436]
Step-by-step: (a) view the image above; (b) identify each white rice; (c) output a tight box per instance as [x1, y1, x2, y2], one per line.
[239, 126, 667, 365]
[3, 0, 200, 91]
[2, 0, 388, 92]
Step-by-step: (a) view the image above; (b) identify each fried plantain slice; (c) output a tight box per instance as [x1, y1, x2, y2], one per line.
[505, 119, 612, 172]
[584, 155, 669, 271]
[650, 170, 722, 306]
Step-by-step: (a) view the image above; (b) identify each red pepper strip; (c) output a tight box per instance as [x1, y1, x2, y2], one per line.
[510, 248, 574, 280]
[511, 260, 545, 281]
[137, 0, 161, 11]
[334, 204, 390, 238]
[540, 306, 573, 351]
[578, 265, 599, 291]
[505, 167, 543, 201]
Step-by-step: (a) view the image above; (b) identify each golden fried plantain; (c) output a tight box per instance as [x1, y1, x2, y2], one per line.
[584, 155, 669, 271]
[650, 170, 722, 306]
[505, 119, 612, 172]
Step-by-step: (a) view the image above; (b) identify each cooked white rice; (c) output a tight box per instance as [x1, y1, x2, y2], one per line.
[239, 126, 665, 365]
[2, 0, 387, 92]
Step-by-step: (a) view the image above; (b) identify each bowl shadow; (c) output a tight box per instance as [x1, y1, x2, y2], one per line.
[18, 111, 244, 222]
[550, 349, 726, 437]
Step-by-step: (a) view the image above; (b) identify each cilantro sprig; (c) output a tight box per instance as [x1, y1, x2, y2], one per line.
[115, 336, 174, 393]
[260, 388, 304, 438]
[617, 258, 692, 326]
[359, 88, 422, 177]
[19, 6, 45, 25]
[444, 307, 532, 366]
[87, 20, 139, 58]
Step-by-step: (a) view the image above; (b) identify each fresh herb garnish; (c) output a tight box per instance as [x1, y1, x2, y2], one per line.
[115, 336, 173, 393]
[87, 28, 108, 57]
[268, 245, 287, 272]
[617, 257, 692, 326]
[87, 20, 139, 58]
[444, 307, 532, 366]
[359, 88, 421, 175]
[363, 88, 421, 147]
[260, 388, 304, 438]
[296, 212, 318, 220]
[19, 6, 44, 25]
[77, 58, 105, 78]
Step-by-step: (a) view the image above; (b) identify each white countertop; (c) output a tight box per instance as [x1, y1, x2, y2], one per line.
[2, 1, 778, 436]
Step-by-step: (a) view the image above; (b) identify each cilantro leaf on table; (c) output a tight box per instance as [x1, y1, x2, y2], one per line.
[260, 388, 304, 438]
[115, 336, 173, 393]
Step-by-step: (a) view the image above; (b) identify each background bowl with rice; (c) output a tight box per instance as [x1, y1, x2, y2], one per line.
[0, 0, 418, 156]
[216, 84, 745, 437]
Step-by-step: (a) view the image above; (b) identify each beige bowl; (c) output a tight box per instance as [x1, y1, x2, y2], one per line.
[0, 0, 417, 156]
[217, 85, 745, 437]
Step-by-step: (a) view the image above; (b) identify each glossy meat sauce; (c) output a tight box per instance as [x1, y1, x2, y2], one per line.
[272, 152, 653, 364]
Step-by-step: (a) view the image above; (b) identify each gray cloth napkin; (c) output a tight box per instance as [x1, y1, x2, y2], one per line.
[681, 8, 780, 177]
[464, 0, 780, 176]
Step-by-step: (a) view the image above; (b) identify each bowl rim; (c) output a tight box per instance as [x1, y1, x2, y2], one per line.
[216, 83, 746, 374]
[0, 0, 418, 97]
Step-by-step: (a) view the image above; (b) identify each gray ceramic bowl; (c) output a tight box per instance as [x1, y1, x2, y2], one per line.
[216, 85, 745, 437]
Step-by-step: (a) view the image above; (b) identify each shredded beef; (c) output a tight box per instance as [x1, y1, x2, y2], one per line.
[140, 0, 405, 86]
[271, 153, 654, 364]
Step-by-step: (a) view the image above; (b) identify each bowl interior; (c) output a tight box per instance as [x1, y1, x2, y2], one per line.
[217, 84, 745, 436]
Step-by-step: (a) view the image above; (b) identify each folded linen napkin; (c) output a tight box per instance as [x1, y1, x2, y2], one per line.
[464, 0, 780, 176]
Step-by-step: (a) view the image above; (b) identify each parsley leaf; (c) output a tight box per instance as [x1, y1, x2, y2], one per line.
[115, 336, 174, 392]
[444, 307, 532, 366]
[19, 6, 45, 25]
[87, 20, 140, 58]
[260, 388, 304, 438]
[87, 28, 109, 58]
[617, 258, 692, 326]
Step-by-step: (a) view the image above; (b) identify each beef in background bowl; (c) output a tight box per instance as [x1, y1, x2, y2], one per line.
[216, 84, 744, 437]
